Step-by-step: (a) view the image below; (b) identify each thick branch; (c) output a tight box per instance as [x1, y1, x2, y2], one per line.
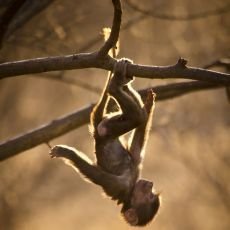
[0, 52, 111, 79]
[0, 55, 230, 84]
[0, 81, 227, 162]
[128, 61, 230, 84]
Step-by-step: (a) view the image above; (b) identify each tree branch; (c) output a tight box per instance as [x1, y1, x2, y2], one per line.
[0, 55, 230, 84]
[0, 81, 228, 162]
[37, 58, 230, 94]
[98, 0, 122, 56]
[127, 58, 230, 84]
[0, 105, 92, 161]
[0, 1, 229, 84]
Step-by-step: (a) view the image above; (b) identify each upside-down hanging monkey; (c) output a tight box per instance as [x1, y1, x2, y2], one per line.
[50, 58, 160, 226]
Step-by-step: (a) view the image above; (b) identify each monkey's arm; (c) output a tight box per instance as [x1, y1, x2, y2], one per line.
[91, 73, 112, 128]
[128, 90, 155, 164]
[50, 145, 121, 188]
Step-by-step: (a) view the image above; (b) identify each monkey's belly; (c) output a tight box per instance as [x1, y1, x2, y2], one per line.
[96, 139, 132, 175]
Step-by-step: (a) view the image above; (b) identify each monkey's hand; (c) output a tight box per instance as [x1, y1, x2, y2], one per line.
[49, 145, 75, 160]
[144, 89, 156, 114]
[112, 58, 134, 86]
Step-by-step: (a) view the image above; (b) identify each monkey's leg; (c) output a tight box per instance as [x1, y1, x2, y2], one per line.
[90, 73, 112, 128]
[96, 60, 146, 139]
[104, 77, 144, 120]
[97, 86, 146, 139]
[109, 59, 145, 118]
[128, 89, 155, 164]
[122, 84, 144, 108]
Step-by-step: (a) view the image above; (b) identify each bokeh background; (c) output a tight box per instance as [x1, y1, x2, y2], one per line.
[0, 0, 229, 229]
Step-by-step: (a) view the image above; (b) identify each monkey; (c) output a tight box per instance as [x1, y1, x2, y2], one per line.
[49, 59, 160, 226]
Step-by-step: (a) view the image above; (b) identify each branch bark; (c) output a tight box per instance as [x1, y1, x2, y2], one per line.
[0, 54, 230, 84]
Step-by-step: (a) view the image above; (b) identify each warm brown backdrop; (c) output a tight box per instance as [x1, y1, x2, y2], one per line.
[0, 0, 229, 229]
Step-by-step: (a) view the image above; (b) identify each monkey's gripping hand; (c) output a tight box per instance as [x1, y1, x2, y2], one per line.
[111, 58, 134, 86]
[49, 145, 75, 160]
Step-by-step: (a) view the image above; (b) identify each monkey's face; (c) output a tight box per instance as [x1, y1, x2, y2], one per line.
[131, 179, 157, 206]
[123, 179, 160, 226]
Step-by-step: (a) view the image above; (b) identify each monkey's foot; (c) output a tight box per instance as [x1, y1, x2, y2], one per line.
[144, 89, 156, 113]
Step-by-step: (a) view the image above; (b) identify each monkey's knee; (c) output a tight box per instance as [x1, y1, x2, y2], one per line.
[108, 82, 122, 97]
[97, 120, 108, 137]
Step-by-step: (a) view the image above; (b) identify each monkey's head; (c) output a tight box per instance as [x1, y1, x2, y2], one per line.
[121, 179, 160, 226]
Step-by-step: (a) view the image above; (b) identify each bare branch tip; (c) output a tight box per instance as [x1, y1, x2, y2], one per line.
[98, 0, 122, 57]
[46, 142, 52, 149]
[177, 57, 188, 68]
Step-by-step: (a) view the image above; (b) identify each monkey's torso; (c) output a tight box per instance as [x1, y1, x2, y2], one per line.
[96, 138, 131, 175]
[95, 138, 139, 203]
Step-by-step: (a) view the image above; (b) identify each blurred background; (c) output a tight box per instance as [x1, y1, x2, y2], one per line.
[0, 0, 229, 229]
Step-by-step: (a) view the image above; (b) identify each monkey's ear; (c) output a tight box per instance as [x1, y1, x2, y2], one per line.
[124, 208, 138, 226]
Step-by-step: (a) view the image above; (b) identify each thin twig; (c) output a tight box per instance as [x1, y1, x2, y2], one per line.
[98, 0, 122, 57]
